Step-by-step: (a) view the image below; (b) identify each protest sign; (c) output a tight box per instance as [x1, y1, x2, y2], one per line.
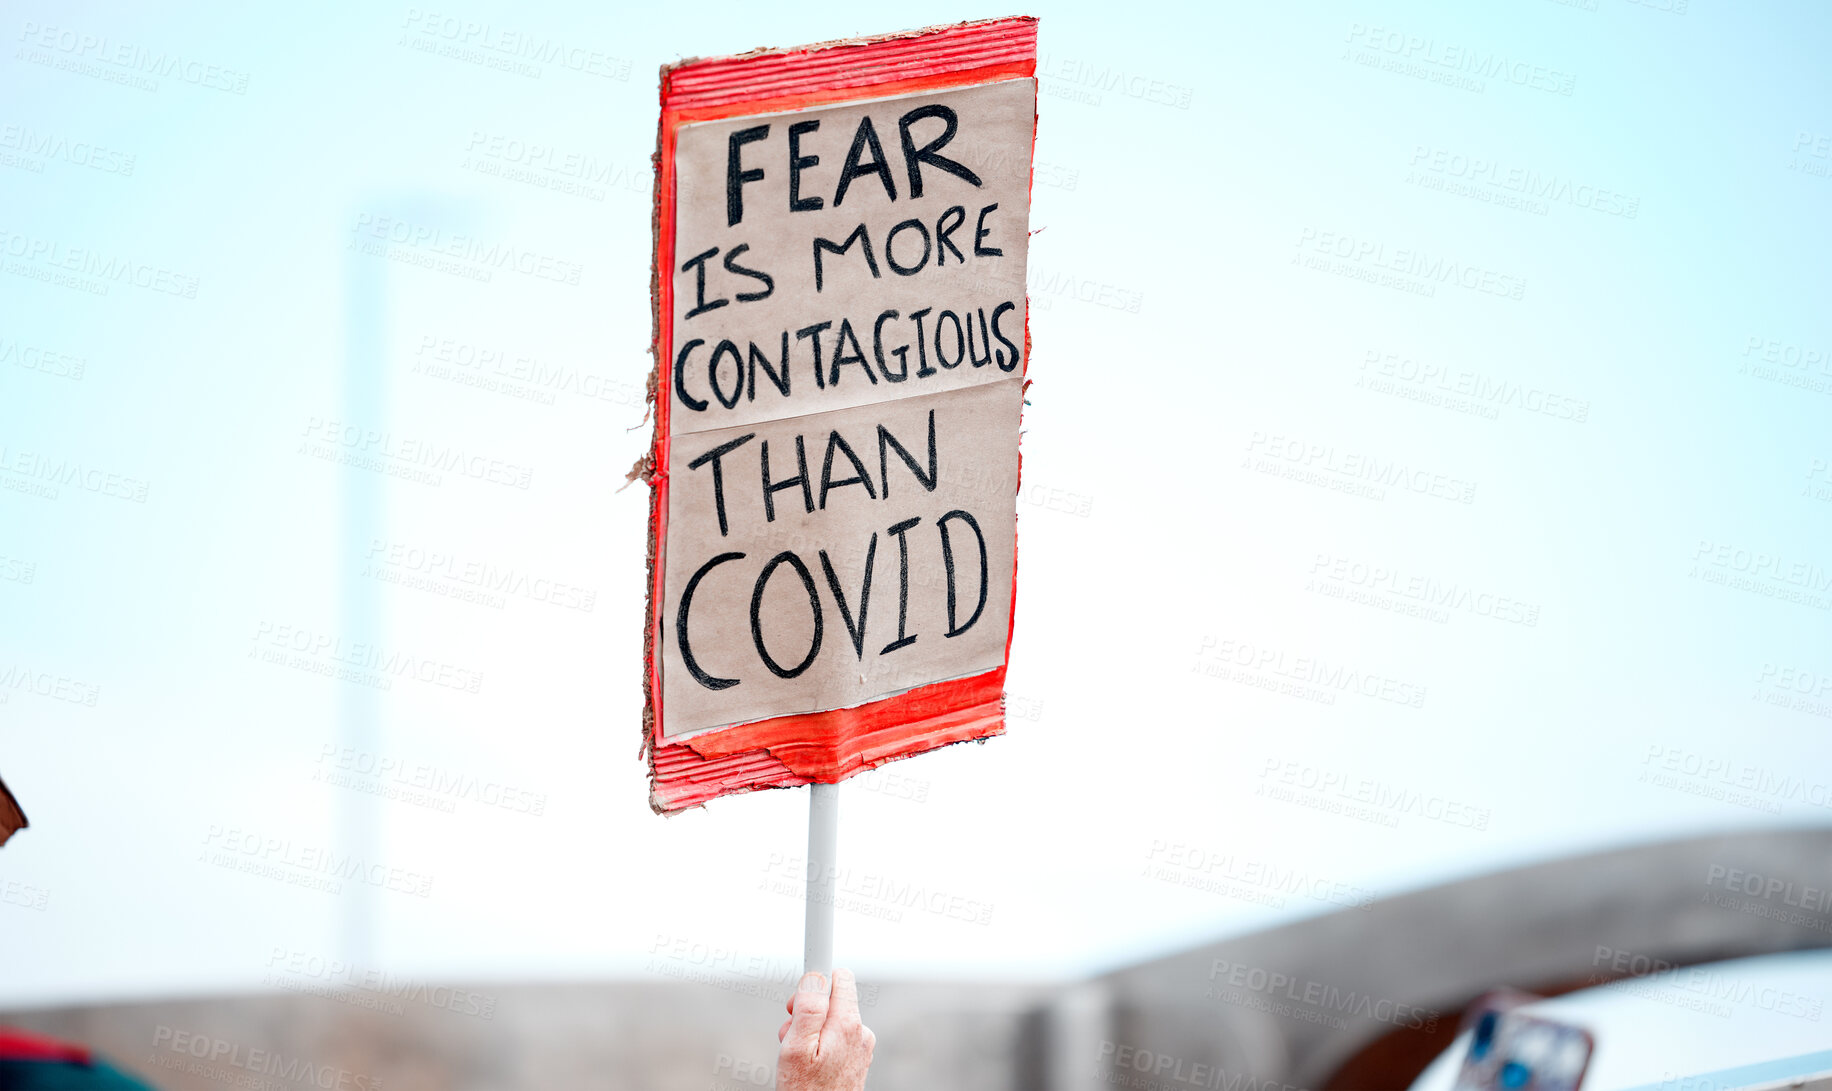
[642, 18, 1037, 814]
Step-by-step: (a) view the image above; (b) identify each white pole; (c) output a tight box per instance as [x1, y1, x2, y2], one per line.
[803, 781, 839, 975]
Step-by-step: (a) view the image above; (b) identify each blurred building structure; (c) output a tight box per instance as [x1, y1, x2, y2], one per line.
[7, 828, 1830, 1091]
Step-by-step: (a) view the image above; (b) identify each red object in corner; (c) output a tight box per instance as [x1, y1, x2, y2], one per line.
[642, 18, 1037, 814]
[0, 1027, 92, 1066]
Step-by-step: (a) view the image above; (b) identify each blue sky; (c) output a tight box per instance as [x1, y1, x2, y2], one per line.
[1, 0, 1829, 1006]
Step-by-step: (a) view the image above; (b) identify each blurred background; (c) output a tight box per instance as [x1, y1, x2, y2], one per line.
[1, 0, 1829, 1088]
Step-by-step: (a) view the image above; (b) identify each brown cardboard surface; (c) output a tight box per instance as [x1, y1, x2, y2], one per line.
[668, 78, 1034, 437]
[661, 378, 1021, 737]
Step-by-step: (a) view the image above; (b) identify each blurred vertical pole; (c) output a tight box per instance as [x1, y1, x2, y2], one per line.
[1039, 983, 1113, 1091]
[339, 230, 385, 968]
[804, 782, 838, 975]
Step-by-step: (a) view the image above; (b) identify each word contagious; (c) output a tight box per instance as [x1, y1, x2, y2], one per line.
[673, 297, 1020, 413]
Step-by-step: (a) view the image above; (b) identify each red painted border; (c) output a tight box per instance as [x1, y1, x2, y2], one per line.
[644, 18, 1037, 814]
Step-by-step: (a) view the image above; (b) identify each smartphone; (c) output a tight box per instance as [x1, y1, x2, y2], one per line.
[1451, 1001, 1595, 1091]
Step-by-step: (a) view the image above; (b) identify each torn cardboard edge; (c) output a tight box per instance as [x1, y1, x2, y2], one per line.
[660, 17, 1039, 112]
[650, 669, 1008, 813]
[643, 17, 1038, 815]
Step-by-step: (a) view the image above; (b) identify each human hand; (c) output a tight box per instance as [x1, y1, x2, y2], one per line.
[776, 968, 875, 1091]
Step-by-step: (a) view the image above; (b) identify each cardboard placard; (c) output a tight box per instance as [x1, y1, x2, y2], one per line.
[642, 19, 1037, 812]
